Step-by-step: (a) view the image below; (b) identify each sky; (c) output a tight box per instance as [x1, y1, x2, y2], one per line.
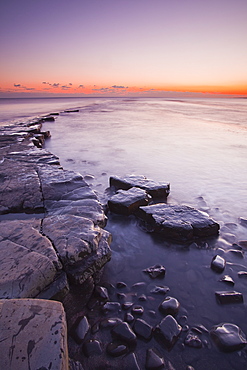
[0, 0, 247, 97]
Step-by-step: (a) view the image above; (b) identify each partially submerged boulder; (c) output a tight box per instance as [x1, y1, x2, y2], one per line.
[110, 174, 170, 198]
[108, 187, 151, 215]
[0, 299, 69, 369]
[210, 323, 247, 352]
[137, 204, 220, 241]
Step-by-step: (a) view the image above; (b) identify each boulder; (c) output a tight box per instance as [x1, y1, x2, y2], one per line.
[133, 318, 153, 340]
[215, 291, 243, 304]
[0, 299, 68, 369]
[145, 348, 165, 369]
[154, 315, 182, 350]
[110, 174, 170, 198]
[159, 296, 180, 316]
[211, 255, 226, 273]
[210, 323, 247, 352]
[111, 322, 137, 346]
[137, 204, 220, 241]
[108, 187, 151, 215]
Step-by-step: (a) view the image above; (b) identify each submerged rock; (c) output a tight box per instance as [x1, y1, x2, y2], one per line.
[210, 323, 247, 352]
[154, 315, 182, 350]
[184, 333, 202, 348]
[143, 264, 166, 279]
[219, 275, 235, 286]
[150, 285, 170, 295]
[215, 291, 244, 304]
[110, 174, 170, 198]
[238, 271, 247, 279]
[108, 187, 151, 215]
[239, 217, 247, 228]
[137, 204, 219, 241]
[106, 342, 128, 357]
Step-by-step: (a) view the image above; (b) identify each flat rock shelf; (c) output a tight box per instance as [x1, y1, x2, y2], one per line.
[0, 118, 112, 368]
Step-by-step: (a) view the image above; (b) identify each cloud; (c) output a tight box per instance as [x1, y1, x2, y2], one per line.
[61, 85, 71, 90]
[69, 83, 72, 86]
[92, 87, 111, 92]
[111, 85, 127, 89]
[14, 84, 21, 87]
[78, 84, 85, 88]
[52, 83, 60, 87]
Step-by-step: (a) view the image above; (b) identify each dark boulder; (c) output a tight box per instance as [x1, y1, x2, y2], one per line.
[145, 348, 165, 369]
[154, 315, 182, 350]
[211, 255, 226, 273]
[137, 204, 219, 241]
[110, 174, 170, 198]
[111, 322, 137, 346]
[108, 187, 151, 215]
[133, 318, 153, 341]
[159, 296, 180, 316]
[210, 323, 247, 352]
[83, 339, 102, 357]
[215, 291, 244, 304]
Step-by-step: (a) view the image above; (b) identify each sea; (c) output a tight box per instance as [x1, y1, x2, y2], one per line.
[1, 97, 247, 369]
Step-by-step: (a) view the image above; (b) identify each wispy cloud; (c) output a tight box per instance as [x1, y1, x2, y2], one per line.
[78, 84, 85, 88]
[111, 85, 127, 89]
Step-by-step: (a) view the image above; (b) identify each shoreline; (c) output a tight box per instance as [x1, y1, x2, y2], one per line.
[0, 113, 112, 369]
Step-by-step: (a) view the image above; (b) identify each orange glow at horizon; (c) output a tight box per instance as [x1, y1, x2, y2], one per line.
[1, 81, 246, 97]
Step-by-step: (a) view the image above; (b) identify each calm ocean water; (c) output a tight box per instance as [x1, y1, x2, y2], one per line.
[1, 97, 247, 369]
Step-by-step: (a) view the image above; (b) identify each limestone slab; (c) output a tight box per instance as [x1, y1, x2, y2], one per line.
[110, 174, 170, 198]
[0, 239, 57, 299]
[137, 203, 220, 241]
[0, 298, 68, 369]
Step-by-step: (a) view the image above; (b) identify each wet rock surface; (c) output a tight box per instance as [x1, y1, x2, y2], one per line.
[210, 323, 247, 352]
[215, 291, 244, 304]
[108, 187, 151, 215]
[154, 315, 182, 350]
[0, 299, 68, 370]
[211, 254, 226, 273]
[137, 204, 220, 241]
[110, 174, 170, 198]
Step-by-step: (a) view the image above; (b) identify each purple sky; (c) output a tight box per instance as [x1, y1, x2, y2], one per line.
[1, 0, 247, 96]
